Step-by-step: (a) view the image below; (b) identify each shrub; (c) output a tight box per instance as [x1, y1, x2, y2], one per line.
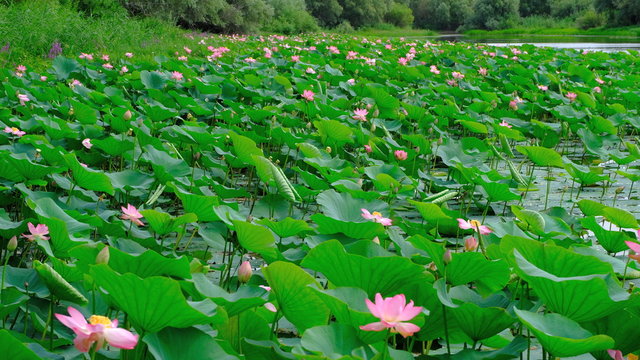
[465, 0, 520, 30]
[576, 9, 606, 29]
[333, 20, 354, 33]
[384, 2, 414, 28]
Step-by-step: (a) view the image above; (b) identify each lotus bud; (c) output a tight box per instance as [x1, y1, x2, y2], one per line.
[615, 186, 625, 194]
[306, 122, 312, 129]
[370, 123, 376, 132]
[123, 110, 132, 120]
[372, 236, 380, 245]
[68, 108, 75, 116]
[7, 236, 18, 252]
[96, 247, 110, 264]
[238, 261, 252, 283]
[326, 146, 332, 154]
[427, 262, 437, 271]
[187, 113, 193, 119]
[194, 152, 201, 161]
[437, 138, 443, 145]
[464, 237, 478, 252]
[443, 249, 452, 264]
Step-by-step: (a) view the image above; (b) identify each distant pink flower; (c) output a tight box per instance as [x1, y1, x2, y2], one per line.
[306, 67, 316, 74]
[101, 54, 109, 61]
[509, 100, 519, 111]
[79, 53, 93, 60]
[125, 52, 133, 58]
[537, 85, 548, 91]
[499, 120, 513, 128]
[464, 237, 478, 252]
[360, 293, 422, 337]
[346, 51, 358, 60]
[347, 78, 355, 85]
[102, 63, 113, 70]
[264, 302, 277, 312]
[353, 108, 368, 122]
[398, 57, 408, 66]
[22, 223, 49, 242]
[55, 307, 138, 352]
[4, 126, 26, 137]
[70, 79, 82, 87]
[177, 56, 188, 61]
[478, 67, 487, 76]
[394, 150, 408, 161]
[16, 65, 26, 72]
[566, 92, 577, 102]
[120, 66, 129, 74]
[120, 204, 144, 226]
[82, 138, 92, 149]
[452, 71, 464, 80]
[385, 44, 392, 50]
[430, 65, 440, 74]
[301, 90, 315, 101]
[171, 71, 183, 81]
[244, 57, 256, 63]
[259, 285, 271, 292]
[596, 77, 605, 85]
[291, 55, 300, 62]
[457, 218, 492, 235]
[17, 94, 29, 106]
[327, 46, 340, 54]
[364, 144, 372, 153]
[446, 79, 457, 86]
[361, 209, 392, 226]
[608, 350, 623, 360]
[183, 46, 192, 54]
[40, 76, 47, 81]
[593, 86, 602, 93]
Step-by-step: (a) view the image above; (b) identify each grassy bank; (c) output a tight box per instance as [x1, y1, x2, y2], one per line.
[351, 28, 438, 38]
[465, 26, 640, 37]
[0, 1, 190, 68]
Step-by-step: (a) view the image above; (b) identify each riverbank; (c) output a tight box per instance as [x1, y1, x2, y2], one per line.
[465, 26, 640, 37]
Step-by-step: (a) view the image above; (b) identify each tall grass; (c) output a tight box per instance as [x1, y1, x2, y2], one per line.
[0, 0, 189, 67]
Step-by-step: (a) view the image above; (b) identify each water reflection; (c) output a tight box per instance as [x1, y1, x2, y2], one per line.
[431, 34, 640, 52]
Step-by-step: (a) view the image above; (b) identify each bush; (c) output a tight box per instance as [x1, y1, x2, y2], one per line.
[576, 9, 606, 29]
[384, 2, 414, 28]
[264, 0, 319, 34]
[410, 0, 472, 30]
[222, 0, 274, 33]
[333, 20, 354, 33]
[549, 0, 591, 18]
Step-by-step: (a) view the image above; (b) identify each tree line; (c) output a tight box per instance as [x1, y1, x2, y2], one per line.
[25, 0, 640, 33]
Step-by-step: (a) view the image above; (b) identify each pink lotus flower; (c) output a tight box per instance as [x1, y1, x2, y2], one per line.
[55, 307, 138, 352]
[301, 90, 315, 101]
[537, 85, 548, 91]
[82, 138, 92, 149]
[16, 64, 26, 72]
[360, 293, 422, 337]
[183, 46, 192, 54]
[608, 350, 623, 360]
[264, 302, 277, 312]
[464, 236, 478, 252]
[259, 285, 271, 292]
[79, 53, 93, 60]
[102, 63, 113, 70]
[4, 126, 26, 137]
[625, 237, 640, 261]
[478, 67, 487, 76]
[596, 77, 605, 85]
[40, 76, 48, 81]
[499, 120, 512, 128]
[457, 218, 492, 235]
[306, 67, 316, 74]
[238, 261, 252, 283]
[430, 65, 440, 74]
[177, 56, 188, 61]
[594, 86, 602, 93]
[398, 57, 408, 66]
[70, 79, 82, 87]
[125, 52, 133, 58]
[353, 108, 368, 122]
[22, 223, 49, 242]
[452, 71, 464, 80]
[361, 209, 392, 226]
[394, 150, 408, 161]
[17, 94, 29, 106]
[244, 57, 256, 63]
[120, 66, 129, 74]
[120, 204, 144, 226]
[346, 51, 358, 60]
[347, 78, 355, 85]
[171, 71, 183, 81]
[566, 92, 577, 102]
[291, 55, 300, 62]
[364, 144, 372, 153]
[509, 100, 519, 111]
[101, 54, 109, 61]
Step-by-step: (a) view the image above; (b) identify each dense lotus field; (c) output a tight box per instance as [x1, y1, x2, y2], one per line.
[2, 33, 640, 360]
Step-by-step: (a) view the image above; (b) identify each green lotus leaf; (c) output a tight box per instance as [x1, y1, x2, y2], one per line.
[33, 260, 87, 304]
[144, 326, 239, 360]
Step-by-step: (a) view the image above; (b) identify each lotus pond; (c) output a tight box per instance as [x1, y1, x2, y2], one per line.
[2, 34, 640, 360]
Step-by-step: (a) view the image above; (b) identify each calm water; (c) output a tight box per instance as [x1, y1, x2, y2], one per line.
[432, 34, 640, 52]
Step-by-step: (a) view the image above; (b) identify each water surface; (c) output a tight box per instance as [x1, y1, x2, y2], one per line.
[431, 34, 640, 52]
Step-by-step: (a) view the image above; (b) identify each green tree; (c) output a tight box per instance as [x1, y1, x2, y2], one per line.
[264, 0, 319, 34]
[385, 2, 414, 28]
[305, 0, 343, 27]
[466, 0, 520, 30]
[519, 0, 550, 17]
[222, 0, 274, 33]
[549, 0, 591, 18]
[338, 0, 393, 28]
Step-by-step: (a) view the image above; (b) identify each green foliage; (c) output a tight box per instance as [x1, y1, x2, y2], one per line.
[549, 0, 592, 18]
[466, 0, 520, 30]
[577, 9, 606, 29]
[410, 0, 473, 30]
[384, 2, 414, 28]
[305, 0, 343, 27]
[263, 0, 319, 34]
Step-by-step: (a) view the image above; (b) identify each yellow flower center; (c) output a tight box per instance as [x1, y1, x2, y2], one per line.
[11, 127, 19, 132]
[89, 315, 112, 327]
[372, 212, 382, 217]
[469, 220, 482, 229]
